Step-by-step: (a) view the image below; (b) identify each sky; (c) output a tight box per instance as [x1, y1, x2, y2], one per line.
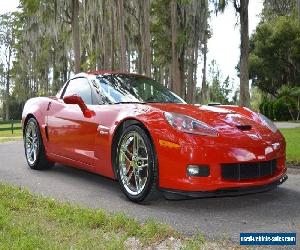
[0, 0, 264, 93]
[0, 0, 19, 14]
[206, 1, 264, 92]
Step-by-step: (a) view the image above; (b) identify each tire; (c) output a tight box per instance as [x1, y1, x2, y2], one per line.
[115, 125, 159, 203]
[24, 118, 54, 170]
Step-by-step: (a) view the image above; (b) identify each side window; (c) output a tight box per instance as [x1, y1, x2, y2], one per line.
[63, 78, 92, 105]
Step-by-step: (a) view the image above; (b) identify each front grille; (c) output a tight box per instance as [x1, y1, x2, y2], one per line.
[221, 159, 277, 181]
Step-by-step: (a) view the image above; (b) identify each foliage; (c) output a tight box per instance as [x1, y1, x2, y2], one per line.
[0, 0, 209, 119]
[277, 85, 300, 120]
[250, 86, 263, 112]
[259, 84, 300, 121]
[261, 0, 296, 21]
[259, 98, 275, 120]
[207, 60, 233, 104]
[273, 97, 295, 121]
[249, 14, 300, 96]
[0, 12, 17, 120]
[211, 0, 251, 107]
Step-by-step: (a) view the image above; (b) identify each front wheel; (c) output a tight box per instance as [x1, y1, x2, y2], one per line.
[115, 125, 158, 203]
[24, 118, 54, 170]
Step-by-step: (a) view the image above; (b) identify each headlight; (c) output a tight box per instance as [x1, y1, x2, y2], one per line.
[164, 112, 218, 137]
[258, 113, 277, 133]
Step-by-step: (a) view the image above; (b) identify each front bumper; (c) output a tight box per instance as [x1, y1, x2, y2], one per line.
[154, 128, 286, 192]
[161, 174, 288, 200]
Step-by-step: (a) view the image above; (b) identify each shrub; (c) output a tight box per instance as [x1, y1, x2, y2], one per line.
[273, 97, 296, 121]
[266, 101, 275, 120]
[259, 102, 266, 115]
[259, 99, 274, 120]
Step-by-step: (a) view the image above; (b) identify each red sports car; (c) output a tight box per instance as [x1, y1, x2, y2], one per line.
[22, 72, 287, 202]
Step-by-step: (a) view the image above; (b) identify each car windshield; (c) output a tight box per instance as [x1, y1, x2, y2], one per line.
[95, 74, 185, 104]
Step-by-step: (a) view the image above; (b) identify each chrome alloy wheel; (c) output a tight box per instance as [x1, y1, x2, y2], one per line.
[118, 131, 149, 196]
[25, 121, 39, 165]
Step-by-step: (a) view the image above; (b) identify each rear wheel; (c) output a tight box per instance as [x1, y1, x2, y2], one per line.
[115, 125, 158, 203]
[24, 118, 54, 170]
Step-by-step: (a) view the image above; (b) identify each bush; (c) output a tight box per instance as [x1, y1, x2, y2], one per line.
[259, 99, 274, 120]
[266, 101, 275, 120]
[259, 102, 266, 115]
[273, 97, 296, 121]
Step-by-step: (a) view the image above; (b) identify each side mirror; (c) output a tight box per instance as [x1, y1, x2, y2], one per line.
[63, 95, 95, 118]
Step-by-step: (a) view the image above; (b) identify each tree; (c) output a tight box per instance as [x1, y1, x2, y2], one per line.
[170, 0, 181, 96]
[138, 0, 151, 76]
[71, 0, 81, 73]
[152, 0, 208, 100]
[1, 0, 211, 120]
[215, 0, 250, 107]
[249, 15, 300, 96]
[207, 60, 233, 104]
[277, 85, 300, 121]
[0, 13, 16, 120]
[117, 0, 126, 71]
[234, 0, 250, 107]
[262, 0, 295, 21]
[201, 29, 210, 103]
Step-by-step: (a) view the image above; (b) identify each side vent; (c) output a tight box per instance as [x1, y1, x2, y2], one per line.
[45, 126, 49, 141]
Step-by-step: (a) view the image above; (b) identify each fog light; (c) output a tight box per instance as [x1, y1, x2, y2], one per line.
[187, 165, 210, 177]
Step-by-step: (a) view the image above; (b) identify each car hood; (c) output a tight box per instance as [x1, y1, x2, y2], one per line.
[148, 103, 276, 140]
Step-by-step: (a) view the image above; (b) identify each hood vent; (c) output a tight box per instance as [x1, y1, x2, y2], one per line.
[236, 125, 252, 131]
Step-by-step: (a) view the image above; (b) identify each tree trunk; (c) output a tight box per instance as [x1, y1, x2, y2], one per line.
[72, 0, 80, 73]
[5, 70, 10, 121]
[192, 46, 198, 104]
[179, 47, 185, 99]
[5, 45, 12, 120]
[170, 0, 181, 96]
[117, 0, 126, 71]
[143, 0, 151, 76]
[201, 34, 208, 103]
[238, 0, 250, 107]
[111, 2, 115, 71]
[186, 48, 194, 103]
[52, 49, 60, 93]
[160, 66, 164, 85]
[102, 0, 109, 69]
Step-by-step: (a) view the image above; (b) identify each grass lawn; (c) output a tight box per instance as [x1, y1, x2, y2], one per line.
[0, 183, 216, 250]
[0, 122, 22, 142]
[280, 127, 300, 165]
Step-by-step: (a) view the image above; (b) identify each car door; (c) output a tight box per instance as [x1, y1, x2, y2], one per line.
[47, 77, 98, 167]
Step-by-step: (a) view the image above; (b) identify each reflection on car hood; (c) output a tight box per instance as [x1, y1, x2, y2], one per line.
[147, 103, 272, 137]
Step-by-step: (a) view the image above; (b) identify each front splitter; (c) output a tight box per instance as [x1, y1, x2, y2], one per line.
[160, 175, 288, 200]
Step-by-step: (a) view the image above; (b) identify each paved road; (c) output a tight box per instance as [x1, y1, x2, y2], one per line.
[275, 122, 300, 129]
[1, 141, 299, 241]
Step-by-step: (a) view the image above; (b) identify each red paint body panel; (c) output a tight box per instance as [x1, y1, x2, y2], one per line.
[22, 75, 287, 194]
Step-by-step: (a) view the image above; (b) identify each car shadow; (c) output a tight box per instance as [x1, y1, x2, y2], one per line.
[48, 163, 300, 224]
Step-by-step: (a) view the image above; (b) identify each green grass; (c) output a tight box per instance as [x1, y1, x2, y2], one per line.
[0, 122, 22, 142]
[0, 183, 208, 249]
[280, 127, 300, 165]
